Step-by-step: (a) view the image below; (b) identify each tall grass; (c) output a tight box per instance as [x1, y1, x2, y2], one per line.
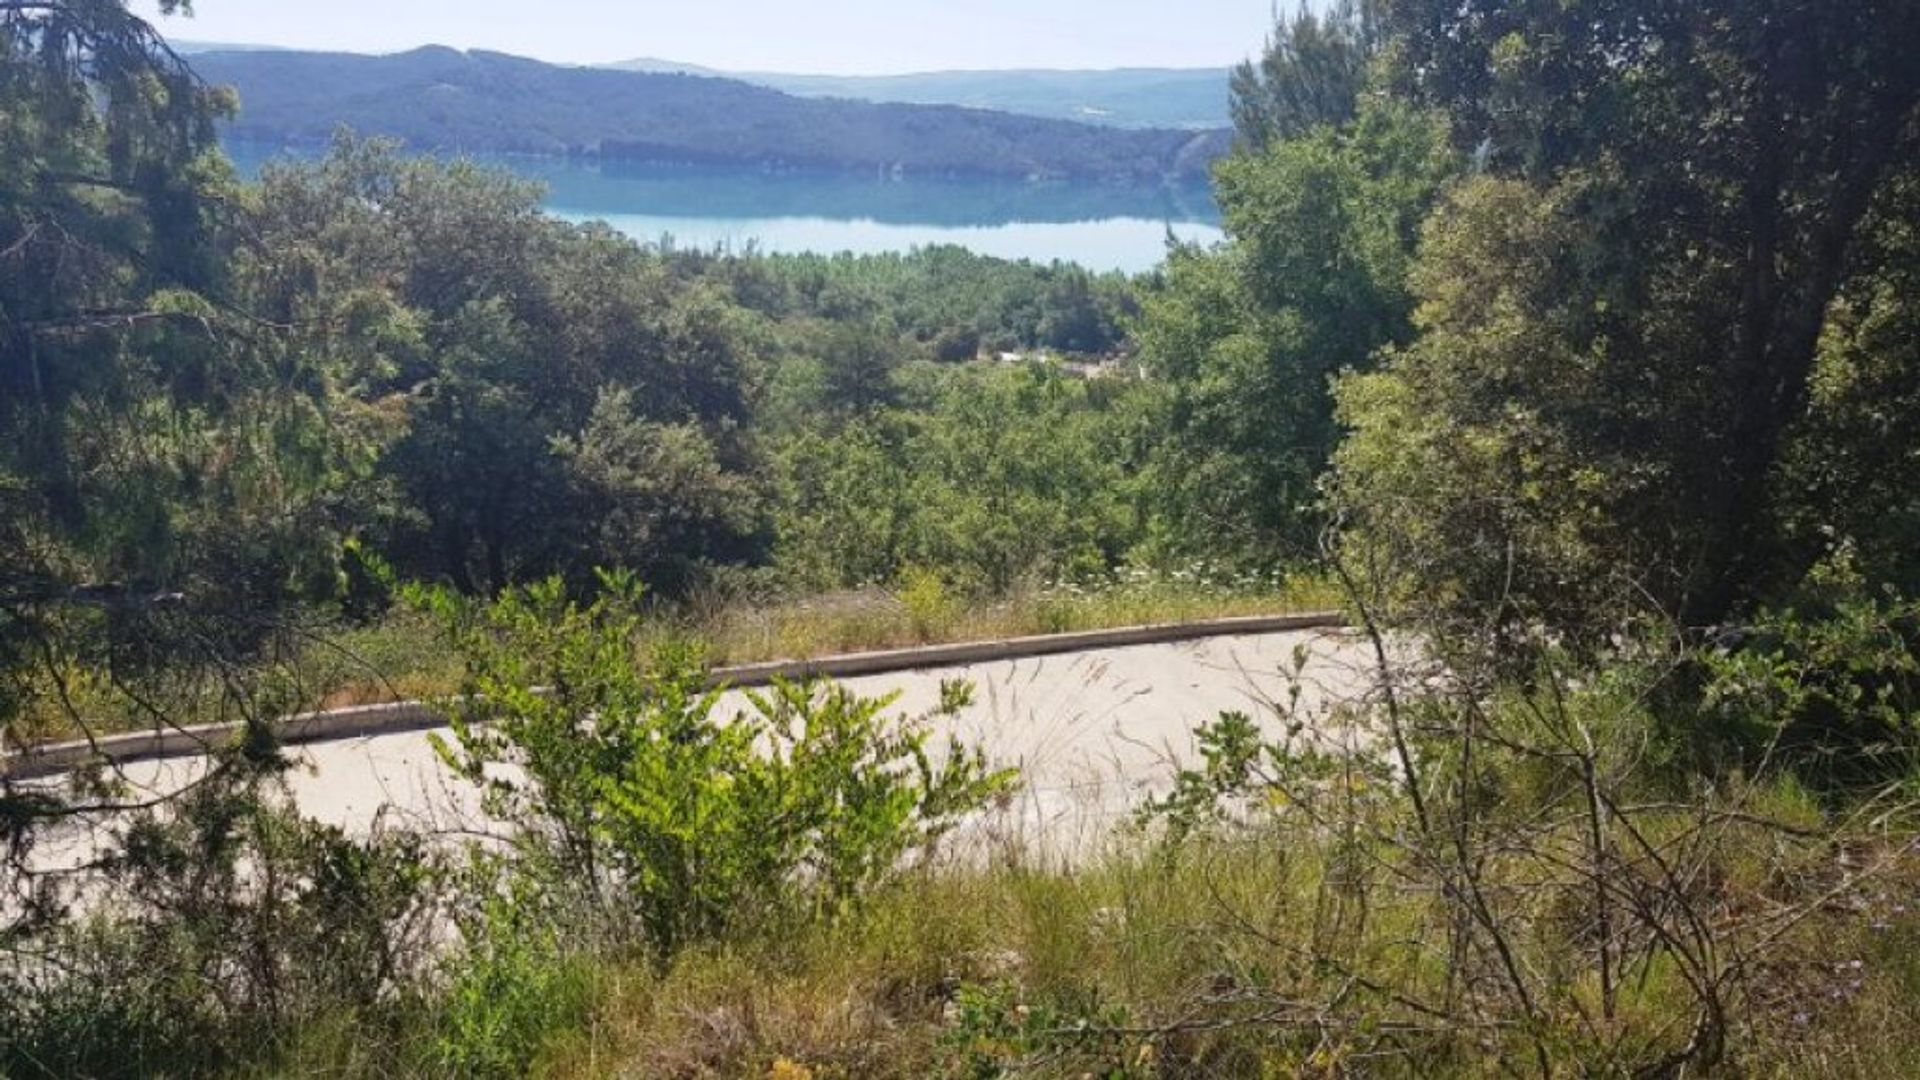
[685, 567, 1337, 666]
[258, 821, 1920, 1079]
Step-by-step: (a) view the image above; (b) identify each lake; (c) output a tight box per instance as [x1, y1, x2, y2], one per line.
[226, 144, 1223, 274]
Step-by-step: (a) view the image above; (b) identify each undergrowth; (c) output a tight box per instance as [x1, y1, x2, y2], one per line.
[11, 587, 1920, 1078]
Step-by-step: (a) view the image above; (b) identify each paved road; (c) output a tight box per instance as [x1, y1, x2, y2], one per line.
[32, 627, 1379, 867]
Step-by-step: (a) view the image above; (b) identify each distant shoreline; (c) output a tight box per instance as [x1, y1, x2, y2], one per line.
[220, 130, 1229, 189]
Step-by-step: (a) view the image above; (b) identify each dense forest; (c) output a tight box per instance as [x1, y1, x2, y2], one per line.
[0, 126, 1153, 612]
[191, 46, 1232, 182]
[5, 0, 1920, 1076]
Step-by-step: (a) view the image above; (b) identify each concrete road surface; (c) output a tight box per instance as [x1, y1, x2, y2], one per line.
[29, 627, 1380, 869]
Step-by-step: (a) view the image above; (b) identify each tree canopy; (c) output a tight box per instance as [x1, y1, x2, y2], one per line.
[1331, 0, 1920, 635]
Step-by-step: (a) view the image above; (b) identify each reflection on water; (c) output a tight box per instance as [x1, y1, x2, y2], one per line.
[555, 210, 1222, 273]
[227, 143, 1224, 273]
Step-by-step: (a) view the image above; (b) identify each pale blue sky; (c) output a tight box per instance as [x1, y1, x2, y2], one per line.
[134, 0, 1282, 74]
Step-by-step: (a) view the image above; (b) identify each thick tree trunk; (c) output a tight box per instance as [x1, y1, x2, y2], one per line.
[1683, 92, 1919, 627]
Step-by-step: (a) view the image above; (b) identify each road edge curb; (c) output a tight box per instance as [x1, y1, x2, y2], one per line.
[3, 611, 1347, 780]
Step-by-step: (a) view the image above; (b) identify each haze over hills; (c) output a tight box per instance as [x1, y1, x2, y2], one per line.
[189, 46, 1230, 183]
[601, 58, 1230, 129]
[174, 40, 1230, 130]
[170, 39, 287, 53]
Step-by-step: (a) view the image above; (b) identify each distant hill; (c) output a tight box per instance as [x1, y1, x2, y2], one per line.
[603, 56, 725, 78]
[192, 47, 1230, 183]
[601, 61, 1232, 130]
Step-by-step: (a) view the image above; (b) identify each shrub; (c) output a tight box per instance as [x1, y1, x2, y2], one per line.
[896, 564, 961, 641]
[1692, 590, 1920, 792]
[417, 571, 1015, 958]
[1119, 628, 1891, 1076]
[0, 761, 438, 1077]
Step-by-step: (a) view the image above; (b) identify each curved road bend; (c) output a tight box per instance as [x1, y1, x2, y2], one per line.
[30, 626, 1381, 868]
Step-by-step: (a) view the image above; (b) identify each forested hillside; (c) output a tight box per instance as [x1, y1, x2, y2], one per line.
[6, 1, 1920, 1076]
[192, 46, 1230, 182]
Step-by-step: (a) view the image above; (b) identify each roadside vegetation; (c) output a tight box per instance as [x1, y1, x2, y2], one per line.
[9, 565, 1334, 744]
[4, 0, 1920, 1077]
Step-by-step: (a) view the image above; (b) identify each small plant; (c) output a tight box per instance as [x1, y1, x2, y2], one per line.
[896, 565, 961, 642]
[767, 1056, 816, 1080]
[942, 980, 1146, 1079]
[435, 886, 597, 1078]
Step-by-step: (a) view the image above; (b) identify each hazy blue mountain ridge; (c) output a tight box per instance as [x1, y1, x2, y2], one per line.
[601, 59, 1231, 129]
[190, 47, 1232, 183]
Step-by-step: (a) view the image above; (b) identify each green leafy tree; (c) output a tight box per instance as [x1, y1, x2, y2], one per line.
[1336, 0, 1920, 633]
[2, 3, 384, 921]
[1331, 178, 1655, 643]
[731, 245, 1136, 362]
[1230, 0, 1381, 146]
[769, 418, 914, 591]
[1138, 101, 1456, 567]
[1779, 173, 1920, 594]
[899, 364, 1139, 591]
[251, 139, 764, 595]
[553, 386, 765, 595]
[0, 0, 367, 617]
[772, 363, 1148, 593]
[817, 317, 907, 414]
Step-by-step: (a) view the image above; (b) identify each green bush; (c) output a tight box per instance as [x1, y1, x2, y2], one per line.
[1693, 590, 1920, 792]
[0, 762, 438, 1078]
[896, 564, 961, 641]
[418, 571, 1015, 958]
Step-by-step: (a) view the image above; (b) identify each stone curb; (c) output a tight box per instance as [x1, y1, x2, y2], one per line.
[2, 611, 1346, 780]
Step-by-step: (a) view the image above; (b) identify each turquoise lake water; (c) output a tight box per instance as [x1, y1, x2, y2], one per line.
[227, 144, 1223, 274]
